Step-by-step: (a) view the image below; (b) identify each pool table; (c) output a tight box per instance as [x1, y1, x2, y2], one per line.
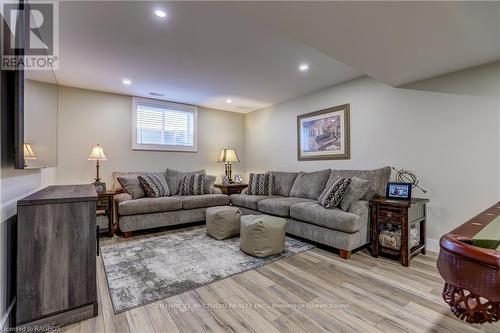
[437, 202, 500, 324]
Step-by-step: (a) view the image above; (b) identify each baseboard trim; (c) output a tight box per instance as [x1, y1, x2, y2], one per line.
[426, 238, 440, 253]
[1, 297, 16, 329]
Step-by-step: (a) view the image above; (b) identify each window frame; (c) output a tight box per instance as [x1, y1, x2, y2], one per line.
[131, 97, 198, 152]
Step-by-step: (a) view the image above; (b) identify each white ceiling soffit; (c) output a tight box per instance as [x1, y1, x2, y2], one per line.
[53, 1, 360, 113]
[232, 1, 500, 86]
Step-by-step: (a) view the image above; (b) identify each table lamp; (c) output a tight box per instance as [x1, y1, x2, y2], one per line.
[88, 144, 107, 192]
[217, 148, 239, 184]
[23, 143, 37, 167]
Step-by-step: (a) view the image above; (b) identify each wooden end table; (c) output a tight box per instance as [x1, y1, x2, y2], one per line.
[370, 197, 430, 266]
[97, 190, 115, 237]
[214, 183, 248, 196]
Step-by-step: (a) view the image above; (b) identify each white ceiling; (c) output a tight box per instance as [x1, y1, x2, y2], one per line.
[34, 1, 500, 113]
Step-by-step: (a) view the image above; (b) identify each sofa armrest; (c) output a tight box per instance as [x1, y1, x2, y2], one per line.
[115, 192, 132, 204]
[349, 200, 370, 244]
[212, 187, 222, 194]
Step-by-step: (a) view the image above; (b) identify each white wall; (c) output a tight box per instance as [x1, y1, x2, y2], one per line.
[55, 86, 246, 188]
[245, 66, 500, 245]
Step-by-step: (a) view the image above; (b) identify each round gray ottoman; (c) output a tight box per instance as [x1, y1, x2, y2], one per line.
[240, 215, 287, 258]
[206, 206, 242, 240]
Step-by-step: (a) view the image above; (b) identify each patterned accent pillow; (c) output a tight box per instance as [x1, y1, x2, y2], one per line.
[179, 173, 205, 196]
[138, 173, 170, 198]
[247, 173, 274, 195]
[319, 177, 352, 209]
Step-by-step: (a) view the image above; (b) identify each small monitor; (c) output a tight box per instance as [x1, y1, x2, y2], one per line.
[386, 182, 412, 200]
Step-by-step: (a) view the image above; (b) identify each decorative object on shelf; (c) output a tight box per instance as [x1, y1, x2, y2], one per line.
[234, 175, 243, 184]
[392, 167, 427, 193]
[379, 227, 419, 250]
[297, 104, 350, 161]
[88, 144, 108, 193]
[386, 182, 412, 200]
[217, 148, 239, 183]
[370, 197, 429, 266]
[23, 143, 37, 167]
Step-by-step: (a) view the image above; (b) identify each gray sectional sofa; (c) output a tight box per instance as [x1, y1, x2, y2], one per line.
[230, 167, 391, 258]
[112, 171, 229, 235]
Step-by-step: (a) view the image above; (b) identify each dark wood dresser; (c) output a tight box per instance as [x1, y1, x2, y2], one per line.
[16, 185, 98, 329]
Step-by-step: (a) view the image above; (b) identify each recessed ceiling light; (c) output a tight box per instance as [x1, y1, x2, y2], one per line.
[122, 78, 132, 85]
[226, 98, 232, 104]
[155, 9, 167, 18]
[299, 63, 309, 72]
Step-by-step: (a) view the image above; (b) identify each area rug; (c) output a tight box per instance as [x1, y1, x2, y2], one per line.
[101, 226, 314, 313]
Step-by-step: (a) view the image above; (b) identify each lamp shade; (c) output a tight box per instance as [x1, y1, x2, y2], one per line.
[88, 144, 107, 161]
[217, 148, 239, 163]
[23, 143, 37, 160]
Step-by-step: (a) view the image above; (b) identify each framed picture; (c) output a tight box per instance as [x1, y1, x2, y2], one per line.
[297, 104, 350, 160]
[386, 182, 412, 200]
[93, 181, 106, 194]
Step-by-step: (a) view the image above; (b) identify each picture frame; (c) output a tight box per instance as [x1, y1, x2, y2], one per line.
[297, 104, 350, 160]
[386, 182, 412, 200]
[93, 181, 106, 194]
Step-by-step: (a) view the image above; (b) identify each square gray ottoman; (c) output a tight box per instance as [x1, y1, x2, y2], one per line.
[240, 215, 287, 257]
[206, 206, 242, 240]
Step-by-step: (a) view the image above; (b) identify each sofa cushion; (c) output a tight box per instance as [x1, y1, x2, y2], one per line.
[138, 172, 169, 198]
[248, 173, 274, 195]
[166, 169, 206, 195]
[204, 175, 217, 194]
[174, 194, 230, 210]
[289, 169, 330, 200]
[339, 177, 371, 211]
[257, 197, 315, 217]
[268, 171, 299, 197]
[328, 167, 391, 199]
[117, 175, 145, 199]
[118, 196, 182, 216]
[113, 171, 145, 193]
[318, 177, 351, 209]
[290, 202, 360, 233]
[179, 173, 205, 196]
[230, 194, 280, 211]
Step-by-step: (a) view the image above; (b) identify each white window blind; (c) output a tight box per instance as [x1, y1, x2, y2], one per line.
[132, 98, 198, 152]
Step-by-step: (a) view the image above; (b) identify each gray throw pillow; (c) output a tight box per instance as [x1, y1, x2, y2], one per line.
[339, 177, 371, 211]
[166, 169, 206, 195]
[319, 177, 351, 209]
[179, 173, 205, 195]
[268, 171, 298, 197]
[289, 169, 330, 200]
[247, 173, 273, 195]
[117, 175, 145, 199]
[204, 175, 216, 194]
[138, 173, 170, 198]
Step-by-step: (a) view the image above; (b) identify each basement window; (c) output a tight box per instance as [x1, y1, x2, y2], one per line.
[132, 97, 198, 152]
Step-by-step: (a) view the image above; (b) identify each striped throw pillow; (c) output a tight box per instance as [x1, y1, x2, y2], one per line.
[138, 173, 170, 198]
[247, 173, 274, 195]
[179, 173, 205, 196]
[319, 177, 352, 209]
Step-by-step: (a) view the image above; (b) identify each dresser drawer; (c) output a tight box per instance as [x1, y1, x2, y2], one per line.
[97, 198, 109, 209]
[378, 207, 402, 223]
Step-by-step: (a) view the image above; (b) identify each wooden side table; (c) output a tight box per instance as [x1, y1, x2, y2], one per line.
[97, 190, 115, 237]
[370, 197, 430, 266]
[214, 183, 248, 196]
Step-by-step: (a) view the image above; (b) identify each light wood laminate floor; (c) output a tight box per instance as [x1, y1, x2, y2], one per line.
[64, 232, 500, 333]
